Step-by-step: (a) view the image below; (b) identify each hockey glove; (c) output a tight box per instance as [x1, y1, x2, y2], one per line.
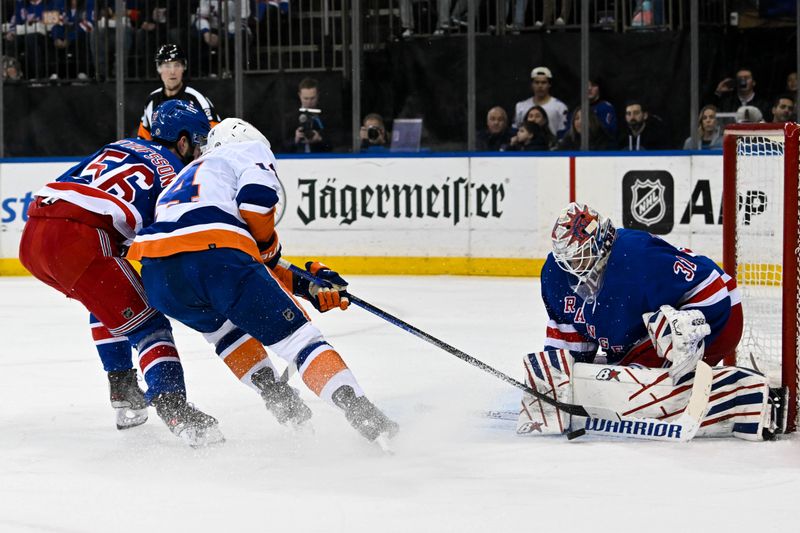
[643, 305, 711, 382]
[296, 261, 350, 312]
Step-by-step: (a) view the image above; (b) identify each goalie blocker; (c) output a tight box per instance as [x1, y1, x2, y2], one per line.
[517, 349, 786, 441]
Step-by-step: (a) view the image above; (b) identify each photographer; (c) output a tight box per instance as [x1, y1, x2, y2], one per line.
[287, 77, 332, 153]
[359, 113, 389, 153]
[712, 68, 770, 120]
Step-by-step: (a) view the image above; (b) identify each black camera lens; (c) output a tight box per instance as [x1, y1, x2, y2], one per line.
[737, 77, 748, 89]
[299, 113, 313, 135]
[367, 126, 380, 141]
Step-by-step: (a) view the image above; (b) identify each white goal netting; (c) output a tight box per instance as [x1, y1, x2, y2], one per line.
[732, 133, 786, 384]
[730, 128, 800, 430]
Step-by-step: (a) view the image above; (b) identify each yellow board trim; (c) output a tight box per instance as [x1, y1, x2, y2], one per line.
[2, 255, 783, 282]
[0, 259, 30, 276]
[1, 256, 546, 277]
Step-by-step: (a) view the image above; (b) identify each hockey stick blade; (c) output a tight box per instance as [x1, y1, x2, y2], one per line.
[574, 361, 712, 442]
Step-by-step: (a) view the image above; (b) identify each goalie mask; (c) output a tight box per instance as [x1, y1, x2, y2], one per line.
[551, 202, 616, 300]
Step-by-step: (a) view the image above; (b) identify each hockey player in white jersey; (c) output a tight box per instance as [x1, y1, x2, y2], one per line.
[127, 118, 398, 444]
[516, 202, 786, 441]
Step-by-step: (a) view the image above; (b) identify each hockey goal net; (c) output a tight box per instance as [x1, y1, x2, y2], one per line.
[722, 123, 800, 432]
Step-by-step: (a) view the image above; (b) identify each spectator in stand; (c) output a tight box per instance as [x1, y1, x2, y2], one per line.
[50, 0, 93, 80]
[770, 95, 795, 123]
[2, 55, 23, 80]
[90, 0, 135, 80]
[533, 0, 573, 28]
[513, 66, 568, 138]
[735, 105, 763, 124]
[194, 0, 251, 74]
[524, 105, 556, 149]
[588, 78, 617, 138]
[3, 0, 48, 79]
[476, 106, 513, 152]
[131, 3, 167, 76]
[682, 104, 722, 150]
[138, 44, 221, 140]
[619, 100, 670, 150]
[285, 77, 332, 153]
[398, 0, 451, 38]
[359, 113, 390, 153]
[507, 121, 550, 151]
[712, 68, 771, 121]
[556, 107, 611, 151]
[786, 72, 797, 94]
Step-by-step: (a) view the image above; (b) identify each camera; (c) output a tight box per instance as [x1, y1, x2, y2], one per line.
[737, 77, 748, 89]
[298, 107, 321, 137]
[366, 125, 382, 142]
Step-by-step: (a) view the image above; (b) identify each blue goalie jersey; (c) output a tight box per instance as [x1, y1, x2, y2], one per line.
[540, 228, 740, 364]
[36, 138, 184, 243]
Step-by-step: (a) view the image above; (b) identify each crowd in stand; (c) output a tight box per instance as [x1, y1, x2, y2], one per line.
[1, 1, 797, 154]
[475, 65, 798, 152]
[0, 0, 288, 81]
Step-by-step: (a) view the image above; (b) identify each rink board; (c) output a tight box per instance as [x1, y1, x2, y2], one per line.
[0, 152, 725, 276]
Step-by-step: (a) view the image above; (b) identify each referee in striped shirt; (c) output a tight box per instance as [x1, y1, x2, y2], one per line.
[138, 44, 221, 140]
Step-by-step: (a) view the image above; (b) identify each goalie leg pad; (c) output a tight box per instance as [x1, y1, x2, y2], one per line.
[517, 350, 574, 436]
[699, 366, 770, 441]
[570, 363, 772, 441]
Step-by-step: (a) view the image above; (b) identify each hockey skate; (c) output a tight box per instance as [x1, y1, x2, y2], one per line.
[251, 367, 313, 427]
[152, 393, 225, 447]
[108, 369, 148, 430]
[763, 386, 789, 441]
[332, 385, 399, 443]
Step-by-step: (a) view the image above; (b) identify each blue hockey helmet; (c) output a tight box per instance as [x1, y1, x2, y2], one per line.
[150, 100, 210, 148]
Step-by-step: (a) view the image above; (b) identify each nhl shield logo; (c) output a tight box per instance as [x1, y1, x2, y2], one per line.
[630, 179, 666, 226]
[622, 171, 674, 234]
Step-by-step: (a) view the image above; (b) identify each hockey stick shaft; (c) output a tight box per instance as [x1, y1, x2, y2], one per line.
[284, 261, 714, 441]
[280, 260, 589, 417]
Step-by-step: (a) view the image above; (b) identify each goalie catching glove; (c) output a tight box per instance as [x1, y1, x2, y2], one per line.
[643, 305, 711, 382]
[294, 261, 350, 312]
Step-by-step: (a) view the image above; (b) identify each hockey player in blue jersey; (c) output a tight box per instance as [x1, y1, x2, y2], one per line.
[516, 202, 786, 441]
[543, 202, 742, 374]
[19, 101, 223, 446]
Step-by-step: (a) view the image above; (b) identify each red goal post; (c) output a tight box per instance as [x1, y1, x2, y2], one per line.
[722, 122, 800, 432]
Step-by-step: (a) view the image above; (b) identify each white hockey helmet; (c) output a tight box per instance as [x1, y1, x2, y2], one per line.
[551, 202, 616, 283]
[204, 118, 271, 153]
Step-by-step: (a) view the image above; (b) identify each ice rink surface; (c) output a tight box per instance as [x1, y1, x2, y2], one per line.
[1, 275, 799, 533]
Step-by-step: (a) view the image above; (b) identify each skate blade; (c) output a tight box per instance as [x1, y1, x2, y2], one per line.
[180, 426, 226, 448]
[374, 433, 395, 455]
[288, 420, 315, 436]
[115, 408, 148, 430]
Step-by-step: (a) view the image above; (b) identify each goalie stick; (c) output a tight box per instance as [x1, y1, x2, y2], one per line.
[279, 260, 713, 441]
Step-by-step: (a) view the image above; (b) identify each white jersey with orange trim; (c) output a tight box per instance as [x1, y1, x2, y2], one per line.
[127, 141, 281, 263]
[540, 228, 740, 364]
